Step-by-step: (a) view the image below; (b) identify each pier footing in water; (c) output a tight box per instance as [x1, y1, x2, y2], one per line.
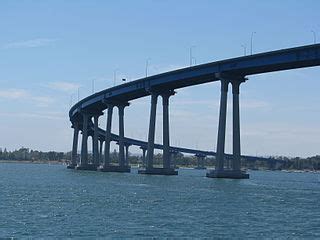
[98, 165, 131, 173]
[138, 168, 178, 176]
[206, 170, 249, 179]
[75, 164, 98, 171]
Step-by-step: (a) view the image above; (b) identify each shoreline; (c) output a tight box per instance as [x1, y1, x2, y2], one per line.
[0, 161, 319, 173]
[0, 160, 65, 165]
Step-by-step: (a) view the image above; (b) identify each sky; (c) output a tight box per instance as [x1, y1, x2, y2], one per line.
[0, 0, 320, 157]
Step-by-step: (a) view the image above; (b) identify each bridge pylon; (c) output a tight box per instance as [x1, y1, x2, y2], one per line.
[206, 74, 249, 179]
[99, 101, 131, 173]
[138, 89, 178, 175]
[75, 112, 100, 171]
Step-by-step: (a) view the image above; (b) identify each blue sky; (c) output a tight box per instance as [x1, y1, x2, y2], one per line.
[0, 0, 319, 157]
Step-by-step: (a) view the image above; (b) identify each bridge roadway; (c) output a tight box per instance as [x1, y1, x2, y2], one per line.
[107, 131, 278, 162]
[82, 120, 282, 170]
[68, 44, 320, 178]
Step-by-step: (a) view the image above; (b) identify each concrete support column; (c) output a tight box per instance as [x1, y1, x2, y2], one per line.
[231, 80, 243, 171]
[99, 140, 103, 165]
[195, 154, 205, 169]
[104, 105, 113, 168]
[216, 80, 229, 171]
[207, 74, 249, 179]
[93, 115, 100, 166]
[172, 152, 177, 169]
[118, 104, 128, 167]
[146, 93, 158, 169]
[141, 147, 147, 167]
[80, 113, 89, 165]
[161, 90, 174, 169]
[71, 123, 79, 166]
[125, 144, 130, 167]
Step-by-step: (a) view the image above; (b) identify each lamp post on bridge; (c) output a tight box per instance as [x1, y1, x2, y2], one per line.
[250, 32, 256, 55]
[92, 79, 95, 93]
[311, 30, 317, 44]
[241, 44, 247, 56]
[189, 45, 196, 67]
[113, 69, 119, 86]
[69, 94, 73, 108]
[145, 58, 151, 77]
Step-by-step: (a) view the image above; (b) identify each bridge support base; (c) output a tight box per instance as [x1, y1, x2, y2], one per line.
[67, 164, 77, 169]
[99, 165, 131, 173]
[75, 164, 98, 171]
[138, 168, 178, 176]
[206, 170, 249, 179]
[194, 166, 207, 170]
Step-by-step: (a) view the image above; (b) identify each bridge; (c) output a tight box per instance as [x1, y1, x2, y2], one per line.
[67, 44, 320, 179]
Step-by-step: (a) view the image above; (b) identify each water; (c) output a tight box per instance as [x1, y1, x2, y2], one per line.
[0, 163, 319, 238]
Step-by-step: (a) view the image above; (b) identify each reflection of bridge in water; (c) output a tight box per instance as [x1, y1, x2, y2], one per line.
[67, 44, 320, 179]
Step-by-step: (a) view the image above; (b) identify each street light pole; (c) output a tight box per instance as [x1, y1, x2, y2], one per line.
[311, 30, 317, 44]
[70, 94, 73, 108]
[113, 69, 118, 86]
[241, 44, 247, 56]
[92, 79, 95, 93]
[145, 58, 151, 77]
[250, 32, 256, 55]
[190, 46, 195, 66]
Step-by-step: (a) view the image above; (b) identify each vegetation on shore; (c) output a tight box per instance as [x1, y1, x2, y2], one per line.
[1, 147, 320, 171]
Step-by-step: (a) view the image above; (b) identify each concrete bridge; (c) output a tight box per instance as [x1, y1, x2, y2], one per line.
[68, 44, 320, 179]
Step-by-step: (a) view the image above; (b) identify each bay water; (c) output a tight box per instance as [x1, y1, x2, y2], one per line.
[0, 163, 319, 238]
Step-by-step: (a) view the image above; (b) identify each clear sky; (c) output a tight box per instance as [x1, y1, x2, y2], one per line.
[0, 0, 319, 157]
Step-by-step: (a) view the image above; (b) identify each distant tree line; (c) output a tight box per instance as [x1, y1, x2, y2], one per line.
[0, 147, 320, 170]
[0, 147, 70, 162]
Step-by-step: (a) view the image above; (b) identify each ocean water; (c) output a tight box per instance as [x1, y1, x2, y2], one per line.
[0, 163, 319, 239]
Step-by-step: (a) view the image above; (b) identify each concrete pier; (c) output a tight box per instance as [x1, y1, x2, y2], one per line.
[140, 147, 147, 167]
[118, 104, 126, 168]
[99, 139, 103, 165]
[216, 79, 229, 171]
[195, 153, 206, 170]
[206, 75, 249, 179]
[231, 80, 242, 171]
[170, 150, 179, 169]
[146, 93, 158, 170]
[125, 143, 131, 167]
[76, 113, 89, 169]
[100, 102, 131, 173]
[103, 104, 113, 169]
[139, 90, 177, 176]
[162, 90, 175, 169]
[76, 113, 98, 171]
[93, 115, 100, 166]
[68, 123, 79, 169]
